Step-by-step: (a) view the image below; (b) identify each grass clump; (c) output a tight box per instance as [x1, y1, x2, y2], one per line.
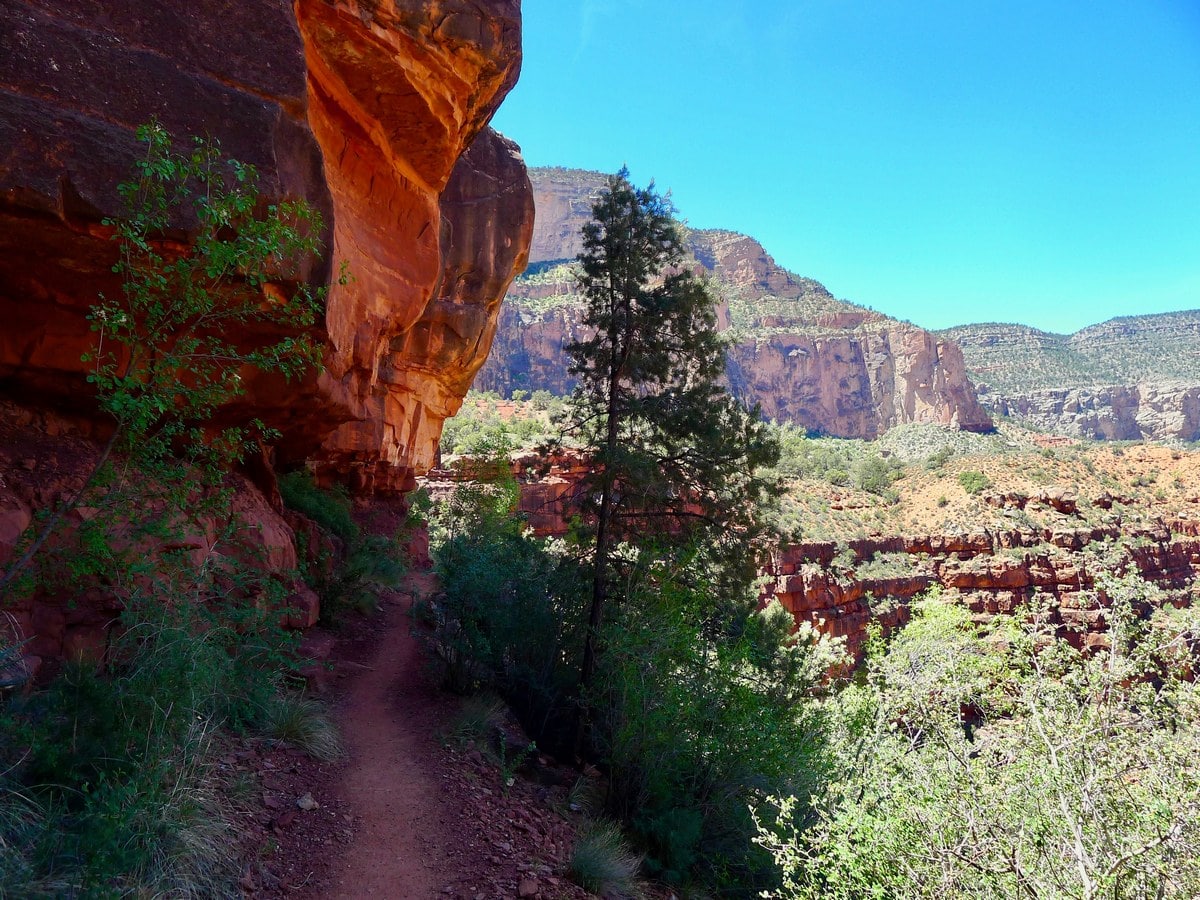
[570, 821, 642, 898]
[443, 695, 506, 747]
[259, 693, 341, 762]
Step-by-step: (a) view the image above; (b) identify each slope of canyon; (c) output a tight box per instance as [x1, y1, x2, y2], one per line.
[473, 167, 994, 439]
[944, 311, 1200, 441]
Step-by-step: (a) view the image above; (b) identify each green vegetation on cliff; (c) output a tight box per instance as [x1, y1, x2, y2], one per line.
[944, 310, 1200, 393]
[0, 125, 342, 896]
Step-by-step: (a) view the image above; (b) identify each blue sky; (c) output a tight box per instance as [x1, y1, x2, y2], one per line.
[491, 1, 1200, 334]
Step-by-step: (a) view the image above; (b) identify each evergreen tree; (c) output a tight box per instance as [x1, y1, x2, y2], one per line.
[563, 168, 779, 700]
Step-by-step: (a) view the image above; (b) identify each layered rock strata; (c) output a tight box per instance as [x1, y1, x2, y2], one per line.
[474, 167, 993, 438]
[945, 314, 1200, 441]
[763, 519, 1199, 659]
[423, 458, 1200, 661]
[985, 384, 1200, 442]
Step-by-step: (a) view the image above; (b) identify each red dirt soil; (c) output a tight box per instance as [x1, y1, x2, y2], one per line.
[243, 573, 593, 900]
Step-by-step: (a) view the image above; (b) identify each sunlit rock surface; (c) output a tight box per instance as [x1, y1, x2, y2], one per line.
[0, 0, 533, 490]
[475, 167, 992, 438]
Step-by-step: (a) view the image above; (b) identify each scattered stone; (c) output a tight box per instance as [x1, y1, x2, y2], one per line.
[518, 877, 538, 897]
[296, 793, 319, 811]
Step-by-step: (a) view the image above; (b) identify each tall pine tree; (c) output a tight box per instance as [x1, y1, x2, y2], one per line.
[564, 168, 780, 700]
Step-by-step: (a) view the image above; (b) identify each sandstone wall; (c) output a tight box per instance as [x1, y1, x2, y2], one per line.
[0, 0, 533, 491]
[726, 326, 992, 438]
[0, 0, 533, 674]
[474, 167, 993, 438]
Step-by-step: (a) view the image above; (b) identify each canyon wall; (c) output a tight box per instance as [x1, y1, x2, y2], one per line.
[0, 0, 533, 671]
[984, 384, 1200, 443]
[0, 0, 533, 491]
[474, 167, 993, 438]
[945, 315, 1200, 441]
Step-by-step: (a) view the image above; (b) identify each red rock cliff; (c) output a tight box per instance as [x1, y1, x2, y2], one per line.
[0, 0, 533, 490]
[473, 167, 992, 438]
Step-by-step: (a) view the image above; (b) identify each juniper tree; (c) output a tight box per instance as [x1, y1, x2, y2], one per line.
[563, 168, 779, 699]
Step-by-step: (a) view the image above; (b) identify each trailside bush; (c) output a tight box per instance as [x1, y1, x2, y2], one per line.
[594, 548, 833, 894]
[277, 470, 409, 625]
[278, 470, 358, 542]
[757, 582, 1200, 900]
[426, 471, 588, 747]
[426, 476, 834, 896]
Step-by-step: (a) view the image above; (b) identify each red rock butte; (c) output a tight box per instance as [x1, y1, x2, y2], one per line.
[0, 0, 535, 493]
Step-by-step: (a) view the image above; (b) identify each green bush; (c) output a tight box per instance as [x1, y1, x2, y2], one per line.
[277, 471, 408, 625]
[426, 472, 832, 896]
[1, 575, 298, 895]
[957, 470, 991, 494]
[851, 454, 904, 495]
[426, 471, 588, 745]
[278, 470, 357, 542]
[594, 558, 833, 893]
[757, 581, 1200, 899]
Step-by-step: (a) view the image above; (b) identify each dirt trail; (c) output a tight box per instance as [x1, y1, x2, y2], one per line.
[301, 573, 450, 899]
[259, 568, 591, 900]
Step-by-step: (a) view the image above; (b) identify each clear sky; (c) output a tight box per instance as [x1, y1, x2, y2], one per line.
[490, 1, 1200, 334]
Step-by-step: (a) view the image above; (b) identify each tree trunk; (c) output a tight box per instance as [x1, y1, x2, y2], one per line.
[575, 300, 623, 756]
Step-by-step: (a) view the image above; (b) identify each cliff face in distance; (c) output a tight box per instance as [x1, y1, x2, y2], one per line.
[0, 0, 534, 493]
[474, 168, 993, 439]
[944, 312, 1200, 441]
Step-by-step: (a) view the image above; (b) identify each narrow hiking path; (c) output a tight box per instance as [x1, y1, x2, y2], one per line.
[251, 570, 594, 900]
[303, 572, 449, 898]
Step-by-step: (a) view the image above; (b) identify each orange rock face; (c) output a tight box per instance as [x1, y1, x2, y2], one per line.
[311, 126, 534, 492]
[0, 0, 532, 491]
[0, 0, 533, 674]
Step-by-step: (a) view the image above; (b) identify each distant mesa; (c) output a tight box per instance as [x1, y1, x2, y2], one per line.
[475, 167, 994, 440]
[944, 311, 1200, 441]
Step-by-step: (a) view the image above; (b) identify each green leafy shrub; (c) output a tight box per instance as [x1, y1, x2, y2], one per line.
[277, 471, 407, 625]
[757, 581, 1200, 900]
[278, 470, 358, 543]
[0, 122, 334, 895]
[594, 560, 833, 892]
[851, 454, 904, 495]
[426, 473, 588, 744]
[957, 470, 992, 494]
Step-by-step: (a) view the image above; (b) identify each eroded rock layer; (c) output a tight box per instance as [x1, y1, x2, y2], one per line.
[944, 313, 1200, 441]
[0, 0, 532, 490]
[474, 167, 992, 438]
[423, 458, 1200, 661]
